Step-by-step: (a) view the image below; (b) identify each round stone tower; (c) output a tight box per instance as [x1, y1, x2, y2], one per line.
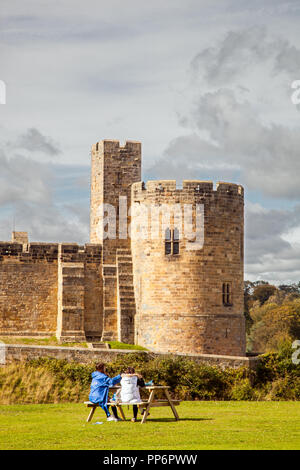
[130, 180, 245, 356]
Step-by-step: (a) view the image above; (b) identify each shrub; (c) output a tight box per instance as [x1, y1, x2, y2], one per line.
[230, 379, 257, 401]
[265, 376, 300, 401]
[0, 344, 299, 404]
[248, 295, 300, 353]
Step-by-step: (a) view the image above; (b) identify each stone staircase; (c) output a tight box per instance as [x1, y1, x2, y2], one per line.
[87, 342, 110, 350]
[116, 249, 136, 344]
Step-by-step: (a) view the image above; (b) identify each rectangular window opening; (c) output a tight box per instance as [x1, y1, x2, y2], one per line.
[165, 241, 172, 255]
[222, 282, 232, 306]
[165, 228, 180, 256]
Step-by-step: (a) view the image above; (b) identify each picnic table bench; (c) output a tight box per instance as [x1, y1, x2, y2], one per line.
[85, 385, 180, 424]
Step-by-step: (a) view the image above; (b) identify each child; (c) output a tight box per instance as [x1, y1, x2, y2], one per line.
[120, 367, 145, 422]
[89, 362, 122, 422]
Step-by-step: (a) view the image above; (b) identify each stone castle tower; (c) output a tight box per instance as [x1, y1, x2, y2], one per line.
[89, 140, 245, 356]
[131, 180, 245, 356]
[90, 140, 141, 344]
[0, 139, 245, 356]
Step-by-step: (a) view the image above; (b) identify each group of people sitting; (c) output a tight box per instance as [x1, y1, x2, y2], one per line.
[89, 362, 148, 422]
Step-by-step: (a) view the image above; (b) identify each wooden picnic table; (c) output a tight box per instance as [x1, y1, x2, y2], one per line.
[85, 385, 180, 424]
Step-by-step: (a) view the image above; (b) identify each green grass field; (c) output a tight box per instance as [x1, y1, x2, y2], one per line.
[0, 401, 299, 450]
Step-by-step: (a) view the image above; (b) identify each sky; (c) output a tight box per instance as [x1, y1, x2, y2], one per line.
[0, 0, 300, 283]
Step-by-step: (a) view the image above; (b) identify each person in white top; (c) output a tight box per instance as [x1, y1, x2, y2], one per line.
[120, 367, 145, 422]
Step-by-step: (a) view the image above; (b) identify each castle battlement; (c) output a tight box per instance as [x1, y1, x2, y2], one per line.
[0, 241, 101, 263]
[92, 140, 141, 154]
[132, 180, 244, 201]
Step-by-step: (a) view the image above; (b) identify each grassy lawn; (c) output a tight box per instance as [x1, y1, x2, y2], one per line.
[0, 336, 89, 348]
[106, 341, 147, 351]
[0, 401, 299, 450]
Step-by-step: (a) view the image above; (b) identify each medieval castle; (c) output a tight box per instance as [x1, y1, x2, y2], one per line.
[0, 140, 245, 356]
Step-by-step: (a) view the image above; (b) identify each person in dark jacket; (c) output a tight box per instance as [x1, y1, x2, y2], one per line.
[89, 363, 122, 422]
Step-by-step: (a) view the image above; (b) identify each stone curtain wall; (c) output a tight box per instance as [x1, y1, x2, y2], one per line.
[131, 180, 245, 356]
[0, 243, 59, 335]
[0, 242, 103, 340]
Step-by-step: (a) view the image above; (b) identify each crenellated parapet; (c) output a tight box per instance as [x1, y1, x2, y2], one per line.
[91, 139, 141, 155]
[132, 179, 243, 202]
[131, 179, 244, 247]
[59, 243, 102, 264]
[0, 242, 101, 263]
[0, 242, 59, 262]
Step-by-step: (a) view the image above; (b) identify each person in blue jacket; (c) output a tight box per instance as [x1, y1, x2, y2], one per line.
[89, 362, 122, 422]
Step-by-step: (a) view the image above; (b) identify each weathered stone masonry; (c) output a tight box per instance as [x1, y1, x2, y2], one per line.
[0, 242, 58, 336]
[4, 344, 259, 370]
[0, 241, 102, 341]
[0, 139, 246, 357]
[131, 180, 245, 356]
[90, 140, 141, 343]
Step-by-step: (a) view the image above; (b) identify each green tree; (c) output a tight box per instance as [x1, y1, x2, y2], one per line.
[244, 280, 254, 334]
[252, 283, 277, 305]
[249, 298, 300, 353]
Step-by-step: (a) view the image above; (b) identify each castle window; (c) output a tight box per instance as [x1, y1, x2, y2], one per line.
[173, 228, 179, 255]
[222, 283, 232, 306]
[165, 228, 172, 255]
[165, 228, 180, 255]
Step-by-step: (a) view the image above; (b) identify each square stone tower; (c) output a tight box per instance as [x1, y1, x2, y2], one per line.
[90, 140, 141, 340]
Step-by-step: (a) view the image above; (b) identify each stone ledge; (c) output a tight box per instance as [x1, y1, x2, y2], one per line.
[2, 344, 260, 369]
[0, 331, 56, 337]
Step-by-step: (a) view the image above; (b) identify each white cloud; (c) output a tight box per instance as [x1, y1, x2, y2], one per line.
[1, 4, 300, 282]
[149, 27, 300, 200]
[245, 202, 300, 282]
[16, 128, 60, 156]
[147, 25, 300, 282]
[191, 25, 300, 85]
[0, 149, 52, 206]
[0, 129, 88, 243]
